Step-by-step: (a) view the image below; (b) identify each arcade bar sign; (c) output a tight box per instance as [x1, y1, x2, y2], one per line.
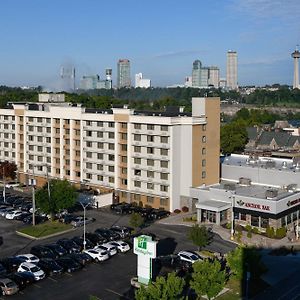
[236, 199, 270, 211]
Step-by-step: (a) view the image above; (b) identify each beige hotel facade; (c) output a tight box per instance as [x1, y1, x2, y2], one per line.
[0, 95, 220, 212]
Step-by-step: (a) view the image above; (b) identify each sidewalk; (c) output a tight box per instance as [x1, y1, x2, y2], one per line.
[158, 212, 300, 248]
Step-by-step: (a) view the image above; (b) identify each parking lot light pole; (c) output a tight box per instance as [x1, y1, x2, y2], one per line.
[3, 166, 6, 204]
[80, 202, 90, 251]
[230, 196, 235, 240]
[31, 169, 36, 226]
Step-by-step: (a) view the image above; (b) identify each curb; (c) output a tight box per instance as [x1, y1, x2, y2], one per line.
[16, 227, 76, 240]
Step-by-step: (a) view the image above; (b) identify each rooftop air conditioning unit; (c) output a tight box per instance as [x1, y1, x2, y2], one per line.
[287, 184, 297, 192]
[239, 177, 251, 186]
[282, 161, 288, 169]
[265, 189, 278, 199]
[223, 183, 236, 191]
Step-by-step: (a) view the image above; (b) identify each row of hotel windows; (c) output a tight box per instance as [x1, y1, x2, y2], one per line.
[0, 151, 15, 157]
[0, 142, 15, 148]
[134, 169, 168, 180]
[133, 135, 169, 143]
[0, 133, 15, 139]
[86, 153, 115, 161]
[0, 124, 15, 130]
[133, 181, 168, 192]
[123, 193, 168, 207]
[0, 115, 15, 121]
[134, 147, 168, 156]
[133, 158, 169, 168]
[27, 126, 51, 133]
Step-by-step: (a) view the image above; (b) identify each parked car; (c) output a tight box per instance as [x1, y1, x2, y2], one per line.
[0, 278, 19, 295]
[149, 209, 170, 220]
[0, 263, 6, 276]
[177, 251, 202, 264]
[20, 202, 32, 212]
[59, 214, 78, 224]
[71, 236, 94, 250]
[71, 216, 95, 227]
[113, 203, 132, 215]
[83, 249, 109, 262]
[55, 257, 82, 273]
[95, 243, 117, 256]
[5, 182, 20, 189]
[110, 225, 132, 238]
[7, 273, 28, 290]
[44, 244, 67, 257]
[0, 207, 15, 217]
[56, 239, 81, 254]
[95, 228, 120, 241]
[37, 258, 63, 276]
[23, 215, 48, 225]
[30, 246, 56, 259]
[17, 262, 45, 281]
[85, 233, 107, 246]
[65, 253, 93, 266]
[12, 271, 35, 285]
[107, 240, 130, 253]
[16, 254, 39, 264]
[14, 212, 31, 221]
[1, 257, 23, 273]
[6, 210, 23, 220]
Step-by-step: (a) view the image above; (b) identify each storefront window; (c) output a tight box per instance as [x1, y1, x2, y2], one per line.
[261, 218, 269, 228]
[220, 210, 227, 222]
[208, 211, 216, 223]
[281, 217, 286, 227]
[287, 214, 292, 224]
[251, 215, 259, 227]
[234, 212, 239, 220]
[292, 211, 298, 222]
[240, 214, 247, 221]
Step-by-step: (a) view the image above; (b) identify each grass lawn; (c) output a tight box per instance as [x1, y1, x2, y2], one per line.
[216, 278, 241, 300]
[18, 221, 72, 238]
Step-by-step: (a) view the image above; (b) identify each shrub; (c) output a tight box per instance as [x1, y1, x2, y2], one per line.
[192, 214, 198, 221]
[174, 209, 181, 214]
[276, 227, 287, 239]
[182, 206, 189, 213]
[225, 223, 231, 229]
[252, 227, 259, 234]
[266, 226, 275, 238]
[245, 224, 252, 232]
[235, 224, 243, 232]
[247, 231, 252, 238]
[235, 231, 242, 243]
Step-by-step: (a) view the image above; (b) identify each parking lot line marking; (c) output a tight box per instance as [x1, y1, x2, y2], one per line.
[34, 283, 42, 288]
[65, 273, 72, 277]
[19, 291, 24, 295]
[48, 277, 58, 282]
[105, 288, 123, 297]
[82, 268, 87, 271]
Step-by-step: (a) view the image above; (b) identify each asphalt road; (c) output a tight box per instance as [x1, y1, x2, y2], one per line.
[0, 206, 236, 300]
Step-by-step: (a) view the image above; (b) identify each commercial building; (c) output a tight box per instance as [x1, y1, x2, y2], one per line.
[135, 73, 151, 88]
[79, 69, 112, 90]
[117, 59, 131, 88]
[192, 60, 219, 88]
[192, 154, 300, 230]
[226, 50, 238, 90]
[208, 66, 220, 88]
[0, 95, 220, 212]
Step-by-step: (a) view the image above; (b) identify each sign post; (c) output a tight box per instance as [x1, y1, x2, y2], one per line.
[133, 235, 157, 285]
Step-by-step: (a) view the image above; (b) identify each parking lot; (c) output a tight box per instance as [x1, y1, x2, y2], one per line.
[0, 191, 236, 300]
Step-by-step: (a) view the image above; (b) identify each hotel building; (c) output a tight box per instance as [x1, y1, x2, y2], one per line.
[0, 95, 220, 212]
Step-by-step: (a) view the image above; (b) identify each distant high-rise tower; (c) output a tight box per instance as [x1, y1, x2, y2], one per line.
[192, 60, 202, 87]
[226, 51, 238, 90]
[208, 66, 220, 88]
[105, 68, 112, 81]
[292, 46, 300, 89]
[117, 59, 131, 88]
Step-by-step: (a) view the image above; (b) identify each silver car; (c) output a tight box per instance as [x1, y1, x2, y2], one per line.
[0, 278, 19, 295]
[71, 217, 95, 227]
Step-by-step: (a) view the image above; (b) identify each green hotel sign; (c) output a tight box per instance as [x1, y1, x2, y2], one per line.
[137, 236, 147, 249]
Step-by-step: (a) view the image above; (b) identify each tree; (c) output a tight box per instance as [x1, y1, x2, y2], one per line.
[188, 224, 210, 251]
[35, 179, 77, 218]
[190, 259, 226, 300]
[129, 213, 144, 232]
[135, 272, 185, 300]
[0, 161, 17, 180]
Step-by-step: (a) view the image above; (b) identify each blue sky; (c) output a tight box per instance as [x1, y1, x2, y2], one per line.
[0, 0, 299, 89]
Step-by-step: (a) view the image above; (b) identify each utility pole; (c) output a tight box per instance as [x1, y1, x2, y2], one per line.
[2, 166, 6, 204]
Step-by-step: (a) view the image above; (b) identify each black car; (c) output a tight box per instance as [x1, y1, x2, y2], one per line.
[85, 233, 107, 246]
[56, 239, 81, 254]
[19, 202, 32, 212]
[30, 245, 56, 259]
[149, 209, 170, 220]
[23, 215, 48, 225]
[0, 257, 23, 273]
[71, 236, 94, 250]
[0, 236, 3, 247]
[110, 226, 132, 238]
[8, 272, 34, 290]
[113, 203, 132, 215]
[44, 244, 67, 257]
[37, 258, 63, 275]
[65, 253, 93, 266]
[0, 263, 6, 276]
[94, 228, 120, 241]
[55, 257, 82, 273]
[14, 212, 31, 221]
[59, 214, 78, 224]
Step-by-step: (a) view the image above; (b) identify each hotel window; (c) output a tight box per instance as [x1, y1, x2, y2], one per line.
[37, 136, 43, 142]
[65, 128, 70, 135]
[75, 130, 80, 136]
[56, 158, 60, 164]
[147, 135, 154, 142]
[97, 175, 103, 181]
[66, 159, 70, 166]
[86, 173, 92, 180]
[75, 140, 80, 146]
[97, 164, 103, 171]
[202, 171, 206, 178]
[121, 144, 127, 151]
[251, 216, 259, 227]
[161, 161, 168, 168]
[108, 122, 114, 128]
[55, 148, 60, 154]
[56, 169, 60, 174]
[66, 170, 70, 176]
[134, 181, 141, 187]
[75, 150, 80, 156]
[46, 137, 51, 143]
[134, 158, 141, 164]
[97, 153, 103, 160]
[122, 167, 127, 174]
[3, 124, 8, 130]
[161, 125, 168, 131]
[108, 166, 114, 172]
[160, 185, 168, 192]
[147, 124, 154, 130]
[261, 218, 269, 228]
[160, 136, 168, 143]
[75, 171, 81, 177]
[86, 141, 92, 147]
[160, 173, 168, 180]
[19, 125, 24, 131]
[134, 194, 141, 201]
[160, 148, 168, 156]
[108, 154, 115, 161]
[46, 127, 51, 133]
[134, 169, 141, 176]
[121, 156, 127, 163]
[147, 182, 154, 190]
[37, 117, 42, 123]
[160, 198, 168, 206]
[3, 116, 8, 121]
[86, 131, 92, 137]
[121, 133, 127, 140]
[121, 123, 127, 129]
[202, 147, 206, 155]
[147, 147, 154, 154]
[55, 118, 60, 124]
[147, 159, 154, 166]
[86, 121, 91, 126]
[28, 117, 33, 122]
[97, 131, 103, 138]
[134, 146, 141, 153]
[134, 134, 141, 141]
[19, 116, 23, 122]
[109, 176, 114, 183]
[202, 124, 206, 131]
[202, 136, 206, 143]
[37, 156, 43, 162]
[134, 123, 141, 130]
[86, 162, 92, 169]
[86, 152, 92, 158]
[28, 126, 34, 132]
[97, 121, 103, 127]
[4, 142, 8, 148]
[108, 132, 115, 139]
[65, 139, 70, 145]
[56, 128, 60, 134]
[75, 120, 80, 125]
[29, 155, 34, 160]
[29, 136, 34, 141]
[37, 146, 42, 152]
[37, 127, 43, 133]
[147, 196, 154, 204]
[147, 171, 154, 178]
[202, 159, 206, 167]
[97, 142, 104, 149]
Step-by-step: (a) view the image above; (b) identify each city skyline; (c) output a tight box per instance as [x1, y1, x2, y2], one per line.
[0, 0, 299, 89]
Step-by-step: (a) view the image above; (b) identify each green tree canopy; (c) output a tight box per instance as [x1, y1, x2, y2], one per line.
[190, 259, 226, 300]
[135, 272, 185, 300]
[36, 179, 77, 217]
[129, 213, 145, 231]
[188, 224, 210, 251]
[0, 161, 17, 180]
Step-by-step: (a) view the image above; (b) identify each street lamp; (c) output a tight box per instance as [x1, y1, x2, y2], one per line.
[29, 168, 37, 226]
[2, 166, 6, 204]
[230, 195, 235, 240]
[80, 201, 90, 251]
